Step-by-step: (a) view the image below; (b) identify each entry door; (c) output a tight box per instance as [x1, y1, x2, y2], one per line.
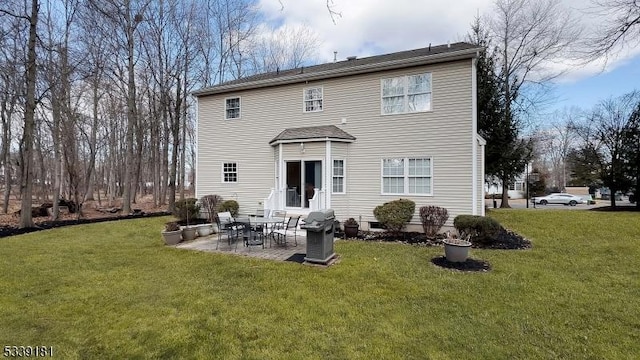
[285, 160, 322, 208]
[286, 161, 302, 207]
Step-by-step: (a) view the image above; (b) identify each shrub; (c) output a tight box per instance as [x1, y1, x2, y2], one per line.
[373, 198, 415, 234]
[453, 215, 502, 245]
[165, 221, 180, 232]
[201, 194, 223, 222]
[174, 198, 200, 224]
[344, 218, 358, 226]
[419, 206, 449, 237]
[217, 199, 239, 217]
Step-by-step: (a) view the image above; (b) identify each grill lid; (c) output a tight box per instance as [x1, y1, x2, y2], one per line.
[305, 209, 335, 223]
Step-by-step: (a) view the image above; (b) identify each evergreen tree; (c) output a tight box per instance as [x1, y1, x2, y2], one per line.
[566, 146, 603, 188]
[468, 16, 532, 208]
[622, 100, 640, 209]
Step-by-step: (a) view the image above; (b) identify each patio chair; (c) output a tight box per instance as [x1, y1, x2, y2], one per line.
[244, 216, 265, 249]
[271, 215, 300, 248]
[215, 213, 242, 251]
[271, 210, 286, 226]
[255, 208, 270, 218]
[250, 209, 268, 235]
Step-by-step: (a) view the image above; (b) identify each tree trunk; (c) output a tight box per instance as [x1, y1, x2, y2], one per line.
[1, 92, 14, 214]
[19, 0, 39, 228]
[83, 80, 99, 203]
[500, 175, 511, 208]
[168, 79, 182, 213]
[179, 104, 186, 201]
[121, 1, 138, 215]
[499, 30, 512, 210]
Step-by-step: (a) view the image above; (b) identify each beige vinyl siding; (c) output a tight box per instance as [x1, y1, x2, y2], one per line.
[196, 59, 476, 221]
[282, 142, 325, 159]
[330, 142, 350, 213]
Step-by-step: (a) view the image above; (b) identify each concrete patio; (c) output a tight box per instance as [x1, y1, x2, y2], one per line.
[175, 229, 309, 262]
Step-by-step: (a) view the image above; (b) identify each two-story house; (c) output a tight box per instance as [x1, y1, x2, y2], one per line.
[193, 42, 485, 230]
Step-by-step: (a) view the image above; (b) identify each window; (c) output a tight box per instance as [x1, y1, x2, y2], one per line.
[225, 97, 240, 119]
[381, 73, 431, 114]
[382, 157, 432, 195]
[332, 159, 345, 193]
[222, 162, 237, 183]
[303, 87, 323, 112]
[509, 182, 523, 191]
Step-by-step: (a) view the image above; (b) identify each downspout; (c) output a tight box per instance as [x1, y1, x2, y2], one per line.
[480, 139, 486, 216]
[471, 57, 479, 215]
[279, 143, 283, 209]
[325, 140, 332, 209]
[194, 96, 199, 198]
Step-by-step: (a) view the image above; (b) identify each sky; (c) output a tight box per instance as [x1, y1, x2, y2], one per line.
[256, 0, 640, 121]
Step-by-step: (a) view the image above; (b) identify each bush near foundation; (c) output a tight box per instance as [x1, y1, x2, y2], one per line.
[217, 200, 239, 218]
[419, 206, 449, 237]
[453, 215, 502, 245]
[373, 198, 416, 234]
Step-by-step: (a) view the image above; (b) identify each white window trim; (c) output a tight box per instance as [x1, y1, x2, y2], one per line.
[380, 73, 432, 115]
[303, 86, 323, 113]
[332, 158, 346, 194]
[221, 161, 238, 183]
[380, 157, 433, 196]
[224, 96, 241, 120]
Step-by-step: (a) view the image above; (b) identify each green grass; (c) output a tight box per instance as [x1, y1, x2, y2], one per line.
[1, 211, 639, 359]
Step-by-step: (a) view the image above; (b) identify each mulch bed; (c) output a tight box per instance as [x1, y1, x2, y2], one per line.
[339, 227, 532, 273]
[0, 211, 171, 238]
[431, 256, 492, 272]
[343, 228, 532, 250]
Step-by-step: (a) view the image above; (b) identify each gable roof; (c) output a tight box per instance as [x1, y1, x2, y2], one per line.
[269, 125, 356, 145]
[193, 42, 481, 97]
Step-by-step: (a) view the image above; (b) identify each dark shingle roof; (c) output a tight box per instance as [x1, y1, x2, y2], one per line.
[269, 125, 356, 145]
[193, 42, 481, 96]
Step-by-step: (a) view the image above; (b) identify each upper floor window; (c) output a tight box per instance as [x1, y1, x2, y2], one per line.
[225, 97, 240, 119]
[381, 73, 431, 115]
[381, 157, 432, 195]
[332, 159, 345, 193]
[303, 87, 323, 112]
[222, 162, 238, 183]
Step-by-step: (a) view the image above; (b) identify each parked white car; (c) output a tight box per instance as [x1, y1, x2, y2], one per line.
[531, 193, 585, 206]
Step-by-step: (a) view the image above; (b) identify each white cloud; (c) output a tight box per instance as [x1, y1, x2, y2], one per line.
[550, 47, 640, 84]
[259, 0, 494, 62]
[257, 0, 639, 83]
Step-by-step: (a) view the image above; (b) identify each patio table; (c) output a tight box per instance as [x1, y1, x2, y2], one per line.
[234, 217, 285, 246]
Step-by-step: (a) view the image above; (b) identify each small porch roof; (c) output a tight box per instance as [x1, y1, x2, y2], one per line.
[269, 125, 356, 145]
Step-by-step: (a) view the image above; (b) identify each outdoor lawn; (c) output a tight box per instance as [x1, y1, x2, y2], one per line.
[1, 210, 639, 359]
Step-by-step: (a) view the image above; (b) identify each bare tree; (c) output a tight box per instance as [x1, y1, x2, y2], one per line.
[587, 0, 640, 60]
[0, 0, 323, 226]
[487, 0, 582, 207]
[583, 91, 640, 208]
[539, 108, 582, 190]
[0, 19, 23, 213]
[89, 0, 151, 214]
[247, 25, 320, 73]
[0, 0, 41, 227]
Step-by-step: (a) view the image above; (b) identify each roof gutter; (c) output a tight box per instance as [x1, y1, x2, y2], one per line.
[268, 137, 356, 146]
[193, 48, 480, 97]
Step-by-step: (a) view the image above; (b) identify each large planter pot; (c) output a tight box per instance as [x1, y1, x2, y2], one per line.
[443, 238, 472, 262]
[197, 224, 213, 237]
[162, 230, 182, 245]
[182, 226, 198, 241]
[344, 224, 359, 238]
